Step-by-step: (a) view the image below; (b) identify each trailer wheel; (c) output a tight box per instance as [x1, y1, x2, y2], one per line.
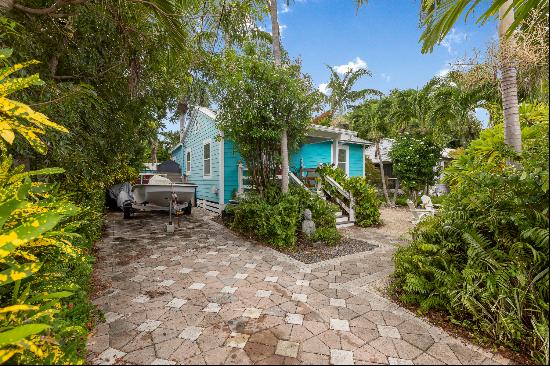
[123, 204, 132, 219]
[184, 201, 192, 215]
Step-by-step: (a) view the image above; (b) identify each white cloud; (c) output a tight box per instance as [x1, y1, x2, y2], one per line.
[380, 73, 391, 82]
[271, 24, 287, 37]
[281, 3, 290, 13]
[318, 83, 329, 95]
[333, 57, 367, 74]
[437, 68, 450, 77]
[440, 28, 467, 54]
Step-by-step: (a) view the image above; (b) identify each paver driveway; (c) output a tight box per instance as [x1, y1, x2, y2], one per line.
[87, 210, 509, 365]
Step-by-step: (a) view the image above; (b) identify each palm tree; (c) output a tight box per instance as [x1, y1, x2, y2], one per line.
[356, 0, 549, 153]
[386, 79, 438, 135]
[268, 0, 290, 193]
[350, 98, 393, 206]
[321, 66, 382, 126]
[430, 72, 493, 147]
[417, 0, 550, 153]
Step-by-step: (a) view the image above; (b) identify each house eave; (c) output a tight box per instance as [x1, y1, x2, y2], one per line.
[307, 124, 371, 145]
[170, 142, 183, 154]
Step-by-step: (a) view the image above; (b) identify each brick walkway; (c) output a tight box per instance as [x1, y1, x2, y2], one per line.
[87, 209, 509, 365]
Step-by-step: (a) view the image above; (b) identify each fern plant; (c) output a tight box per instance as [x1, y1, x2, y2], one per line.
[392, 116, 549, 364]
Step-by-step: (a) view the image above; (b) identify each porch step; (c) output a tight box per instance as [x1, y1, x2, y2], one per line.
[336, 221, 355, 228]
[335, 214, 349, 223]
[335, 213, 355, 228]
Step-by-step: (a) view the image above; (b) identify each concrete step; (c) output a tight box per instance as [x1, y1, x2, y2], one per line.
[336, 221, 355, 228]
[335, 215, 349, 223]
[334, 211, 343, 217]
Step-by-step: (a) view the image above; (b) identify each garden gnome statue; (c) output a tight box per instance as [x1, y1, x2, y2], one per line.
[302, 209, 316, 238]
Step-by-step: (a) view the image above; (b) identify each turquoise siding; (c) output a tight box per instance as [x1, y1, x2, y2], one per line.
[171, 145, 183, 171]
[348, 144, 364, 177]
[176, 108, 366, 206]
[182, 110, 221, 203]
[223, 140, 242, 203]
[290, 141, 333, 173]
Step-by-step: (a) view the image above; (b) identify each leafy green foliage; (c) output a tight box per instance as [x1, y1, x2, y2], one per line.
[392, 118, 549, 363]
[311, 227, 341, 246]
[418, 0, 548, 53]
[217, 46, 320, 194]
[224, 186, 340, 248]
[318, 65, 381, 125]
[345, 176, 382, 227]
[363, 157, 382, 187]
[389, 135, 441, 195]
[0, 55, 67, 154]
[348, 73, 491, 149]
[316, 164, 381, 227]
[0, 57, 93, 364]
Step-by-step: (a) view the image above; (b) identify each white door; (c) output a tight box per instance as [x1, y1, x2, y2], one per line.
[337, 145, 349, 175]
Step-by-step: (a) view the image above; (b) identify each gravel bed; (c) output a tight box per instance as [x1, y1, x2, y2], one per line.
[280, 236, 378, 264]
[212, 215, 379, 264]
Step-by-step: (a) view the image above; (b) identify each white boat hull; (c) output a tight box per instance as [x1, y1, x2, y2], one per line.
[132, 183, 197, 207]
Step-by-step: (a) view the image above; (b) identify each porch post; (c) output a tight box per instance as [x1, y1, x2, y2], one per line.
[237, 162, 243, 195]
[333, 138, 340, 167]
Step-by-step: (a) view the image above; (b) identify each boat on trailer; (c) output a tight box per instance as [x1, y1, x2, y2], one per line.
[124, 175, 197, 219]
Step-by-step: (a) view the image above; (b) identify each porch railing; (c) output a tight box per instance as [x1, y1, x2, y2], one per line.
[289, 171, 306, 188]
[319, 174, 355, 222]
[237, 162, 251, 195]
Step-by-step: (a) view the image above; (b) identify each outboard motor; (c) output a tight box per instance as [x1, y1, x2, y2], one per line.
[108, 182, 134, 219]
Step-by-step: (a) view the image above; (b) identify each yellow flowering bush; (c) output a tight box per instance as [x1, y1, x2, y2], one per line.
[0, 51, 87, 364]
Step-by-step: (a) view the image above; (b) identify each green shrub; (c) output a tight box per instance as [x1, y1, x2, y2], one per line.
[392, 120, 549, 363]
[0, 56, 99, 364]
[345, 176, 382, 227]
[316, 165, 381, 227]
[224, 186, 340, 248]
[394, 195, 410, 207]
[311, 227, 341, 246]
[389, 135, 441, 197]
[364, 157, 382, 187]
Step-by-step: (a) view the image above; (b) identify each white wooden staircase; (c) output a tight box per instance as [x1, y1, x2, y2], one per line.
[289, 169, 355, 229]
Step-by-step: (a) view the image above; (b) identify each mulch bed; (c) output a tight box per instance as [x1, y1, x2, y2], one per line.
[387, 285, 535, 365]
[281, 235, 378, 264]
[212, 216, 377, 264]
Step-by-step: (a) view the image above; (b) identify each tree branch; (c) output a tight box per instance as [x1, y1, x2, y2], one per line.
[12, 0, 87, 15]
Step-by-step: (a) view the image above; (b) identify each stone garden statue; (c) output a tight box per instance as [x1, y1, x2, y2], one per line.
[302, 209, 316, 238]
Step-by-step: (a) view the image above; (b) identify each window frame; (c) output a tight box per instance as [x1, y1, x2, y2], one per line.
[203, 140, 212, 178]
[337, 145, 349, 176]
[185, 149, 192, 175]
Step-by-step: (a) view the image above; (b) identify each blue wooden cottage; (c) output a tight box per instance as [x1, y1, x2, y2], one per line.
[171, 107, 371, 216]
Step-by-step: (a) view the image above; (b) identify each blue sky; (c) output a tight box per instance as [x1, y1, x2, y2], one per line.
[274, 0, 497, 97]
[166, 0, 497, 132]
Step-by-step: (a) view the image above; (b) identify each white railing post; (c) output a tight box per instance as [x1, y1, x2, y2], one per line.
[289, 171, 306, 188]
[237, 162, 243, 195]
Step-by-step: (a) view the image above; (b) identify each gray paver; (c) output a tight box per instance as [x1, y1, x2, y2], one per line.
[87, 210, 511, 365]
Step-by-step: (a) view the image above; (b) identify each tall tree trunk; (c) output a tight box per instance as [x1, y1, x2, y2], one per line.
[391, 178, 399, 206]
[499, 0, 522, 153]
[150, 138, 158, 164]
[269, 0, 289, 193]
[376, 141, 390, 206]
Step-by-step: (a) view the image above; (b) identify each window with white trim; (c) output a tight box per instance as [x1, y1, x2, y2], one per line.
[337, 146, 348, 175]
[203, 142, 211, 177]
[186, 150, 191, 174]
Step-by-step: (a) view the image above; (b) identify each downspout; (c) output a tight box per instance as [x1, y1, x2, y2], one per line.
[219, 134, 225, 211]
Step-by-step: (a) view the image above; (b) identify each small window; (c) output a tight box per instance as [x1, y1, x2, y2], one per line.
[203, 142, 211, 177]
[186, 151, 191, 173]
[337, 147, 347, 174]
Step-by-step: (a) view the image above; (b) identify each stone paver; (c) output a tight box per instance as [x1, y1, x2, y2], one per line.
[87, 209, 510, 365]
